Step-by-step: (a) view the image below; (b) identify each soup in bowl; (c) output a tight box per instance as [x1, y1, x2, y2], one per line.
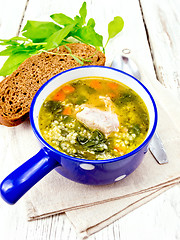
[39, 76, 149, 160]
[0, 66, 157, 204]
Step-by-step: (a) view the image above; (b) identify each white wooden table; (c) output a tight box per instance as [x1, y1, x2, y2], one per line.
[0, 0, 180, 239]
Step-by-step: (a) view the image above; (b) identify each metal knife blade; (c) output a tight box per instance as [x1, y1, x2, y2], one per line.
[149, 133, 168, 164]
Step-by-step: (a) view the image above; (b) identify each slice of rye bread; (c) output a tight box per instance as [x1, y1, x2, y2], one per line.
[0, 43, 105, 127]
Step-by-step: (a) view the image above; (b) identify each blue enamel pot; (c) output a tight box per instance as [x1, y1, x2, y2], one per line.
[0, 66, 158, 204]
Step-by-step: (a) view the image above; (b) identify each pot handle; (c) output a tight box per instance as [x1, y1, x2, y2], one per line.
[0, 148, 59, 205]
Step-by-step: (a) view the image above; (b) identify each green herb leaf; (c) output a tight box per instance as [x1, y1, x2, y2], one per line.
[0, 2, 124, 76]
[0, 39, 19, 46]
[22, 21, 61, 42]
[70, 54, 84, 65]
[7, 36, 29, 42]
[61, 129, 69, 137]
[77, 136, 89, 145]
[79, 2, 87, 25]
[105, 16, 124, 47]
[72, 2, 87, 28]
[64, 45, 72, 53]
[50, 13, 74, 26]
[0, 43, 40, 56]
[129, 124, 140, 136]
[0, 37, 29, 46]
[0, 46, 16, 56]
[74, 26, 103, 47]
[43, 100, 63, 113]
[0, 52, 31, 76]
[73, 16, 81, 28]
[87, 18, 95, 28]
[75, 95, 88, 104]
[45, 24, 75, 50]
[108, 16, 124, 38]
[88, 143, 107, 152]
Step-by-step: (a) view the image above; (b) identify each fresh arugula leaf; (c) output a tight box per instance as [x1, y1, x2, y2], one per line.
[50, 13, 74, 26]
[79, 2, 87, 25]
[45, 24, 75, 50]
[0, 52, 31, 76]
[0, 43, 41, 56]
[64, 45, 72, 53]
[0, 46, 16, 56]
[22, 21, 61, 42]
[105, 16, 124, 47]
[108, 16, 124, 39]
[87, 18, 95, 28]
[74, 26, 103, 47]
[70, 54, 84, 65]
[7, 36, 29, 42]
[73, 15, 80, 25]
[72, 2, 87, 28]
[0, 36, 29, 46]
[41, 47, 92, 65]
[0, 39, 19, 46]
[0, 1, 124, 76]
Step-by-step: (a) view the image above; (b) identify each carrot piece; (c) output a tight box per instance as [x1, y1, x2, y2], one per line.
[53, 90, 66, 101]
[114, 146, 126, 155]
[90, 80, 102, 89]
[62, 106, 72, 115]
[108, 92, 116, 98]
[62, 85, 75, 94]
[107, 82, 118, 90]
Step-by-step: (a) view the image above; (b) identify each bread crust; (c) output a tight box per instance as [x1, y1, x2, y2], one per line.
[0, 43, 105, 127]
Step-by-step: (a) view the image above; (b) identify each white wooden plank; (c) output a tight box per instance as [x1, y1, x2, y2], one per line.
[139, 0, 180, 98]
[0, 0, 28, 80]
[0, 0, 27, 37]
[119, 185, 180, 240]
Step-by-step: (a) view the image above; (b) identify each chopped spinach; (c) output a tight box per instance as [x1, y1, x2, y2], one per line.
[89, 143, 108, 152]
[77, 136, 89, 145]
[74, 121, 84, 132]
[71, 80, 82, 87]
[62, 115, 74, 124]
[43, 100, 63, 113]
[77, 129, 107, 152]
[74, 149, 96, 159]
[88, 130, 105, 145]
[114, 91, 137, 107]
[75, 95, 87, 105]
[83, 85, 96, 94]
[61, 129, 69, 137]
[129, 124, 141, 136]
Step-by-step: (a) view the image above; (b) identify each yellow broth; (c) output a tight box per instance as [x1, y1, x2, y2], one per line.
[39, 77, 149, 160]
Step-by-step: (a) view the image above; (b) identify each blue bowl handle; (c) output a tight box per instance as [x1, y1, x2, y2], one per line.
[0, 148, 59, 204]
